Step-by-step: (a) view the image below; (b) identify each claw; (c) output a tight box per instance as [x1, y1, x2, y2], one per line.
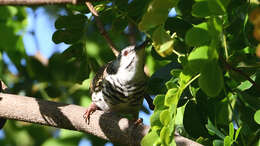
[83, 103, 98, 124]
[134, 118, 143, 126]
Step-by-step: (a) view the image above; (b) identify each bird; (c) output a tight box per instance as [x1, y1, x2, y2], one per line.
[83, 40, 154, 123]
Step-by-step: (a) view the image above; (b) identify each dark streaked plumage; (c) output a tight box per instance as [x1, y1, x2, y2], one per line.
[84, 41, 152, 122]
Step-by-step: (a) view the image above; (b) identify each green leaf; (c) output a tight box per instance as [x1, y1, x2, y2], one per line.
[160, 105, 176, 145]
[165, 78, 178, 90]
[237, 80, 253, 91]
[224, 136, 232, 146]
[178, 68, 193, 88]
[185, 22, 211, 46]
[42, 137, 80, 146]
[169, 140, 177, 146]
[26, 57, 50, 81]
[0, 23, 19, 49]
[175, 105, 186, 125]
[152, 26, 174, 57]
[206, 119, 226, 139]
[188, 46, 209, 72]
[199, 61, 224, 97]
[139, 0, 178, 31]
[85, 41, 100, 57]
[160, 126, 171, 145]
[141, 130, 161, 146]
[150, 110, 163, 129]
[66, 4, 90, 13]
[183, 101, 208, 138]
[229, 123, 234, 139]
[213, 139, 224, 146]
[165, 17, 192, 38]
[154, 94, 166, 111]
[59, 129, 83, 138]
[234, 127, 241, 141]
[208, 0, 230, 15]
[192, 1, 211, 17]
[0, 6, 18, 20]
[254, 109, 260, 125]
[207, 17, 222, 38]
[151, 95, 166, 128]
[215, 99, 232, 125]
[55, 14, 86, 30]
[112, 17, 128, 32]
[48, 52, 90, 83]
[148, 62, 181, 94]
[160, 110, 171, 125]
[164, 87, 179, 107]
[52, 29, 83, 44]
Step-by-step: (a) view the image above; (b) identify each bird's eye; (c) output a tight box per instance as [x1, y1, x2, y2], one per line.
[123, 51, 128, 56]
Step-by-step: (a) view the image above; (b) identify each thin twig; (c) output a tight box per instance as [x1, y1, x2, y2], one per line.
[85, 1, 119, 56]
[220, 57, 260, 91]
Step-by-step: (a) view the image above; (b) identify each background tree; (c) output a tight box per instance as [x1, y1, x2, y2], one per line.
[0, 0, 259, 146]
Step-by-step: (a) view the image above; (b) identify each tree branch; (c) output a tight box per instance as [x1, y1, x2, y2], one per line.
[85, 1, 119, 56]
[220, 57, 260, 91]
[0, 0, 80, 5]
[0, 93, 202, 146]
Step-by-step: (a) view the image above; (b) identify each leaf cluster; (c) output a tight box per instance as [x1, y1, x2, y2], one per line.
[0, 0, 260, 145]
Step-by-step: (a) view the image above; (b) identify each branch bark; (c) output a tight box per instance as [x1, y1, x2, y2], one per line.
[85, 1, 119, 57]
[0, 0, 79, 5]
[0, 93, 202, 146]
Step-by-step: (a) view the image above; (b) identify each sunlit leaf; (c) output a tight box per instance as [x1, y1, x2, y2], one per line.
[152, 26, 174, 57]
[141, 130, 161, 146]
[224, 136, 232, 146]
[139, 0, 178, 31]
[185, 22, 211, 46]
[254, 109, 260, 125]
[229, 123, 234, 139]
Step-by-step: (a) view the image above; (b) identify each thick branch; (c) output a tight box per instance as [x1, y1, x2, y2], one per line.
[0, 0, 79, 5]
[0, 93, 202, 146]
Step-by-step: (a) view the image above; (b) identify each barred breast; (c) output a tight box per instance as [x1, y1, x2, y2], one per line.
[92, 73, 147, 117]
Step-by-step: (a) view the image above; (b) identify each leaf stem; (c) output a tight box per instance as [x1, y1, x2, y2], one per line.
[223, 34, 229, 60]
[183, 74, 201, 90]
[172, 49, 183, 57]
[224, 87, 240, 128]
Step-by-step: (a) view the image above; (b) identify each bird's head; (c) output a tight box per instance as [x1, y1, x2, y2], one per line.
[106, 41, 147, 75]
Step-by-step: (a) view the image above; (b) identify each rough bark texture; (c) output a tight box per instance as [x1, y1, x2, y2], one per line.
[0, 0, 81, 5]
[0, 93, 202, 146]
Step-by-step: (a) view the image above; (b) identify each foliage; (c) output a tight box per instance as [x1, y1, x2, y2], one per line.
[0, 0, 260, 146]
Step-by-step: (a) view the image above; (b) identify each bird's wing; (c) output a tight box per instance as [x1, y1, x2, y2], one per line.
[89, 62, 111, 95]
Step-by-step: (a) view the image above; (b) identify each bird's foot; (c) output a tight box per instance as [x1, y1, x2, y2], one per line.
[133, 118, 143, 126]
[83, 103, 98, 124]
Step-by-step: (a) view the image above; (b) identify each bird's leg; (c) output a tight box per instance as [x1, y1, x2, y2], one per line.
[83, 103, 99, 124]
[144, 94, 155, 110]
[134, 118, 143, 125]
[131, 112, 143, 126]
